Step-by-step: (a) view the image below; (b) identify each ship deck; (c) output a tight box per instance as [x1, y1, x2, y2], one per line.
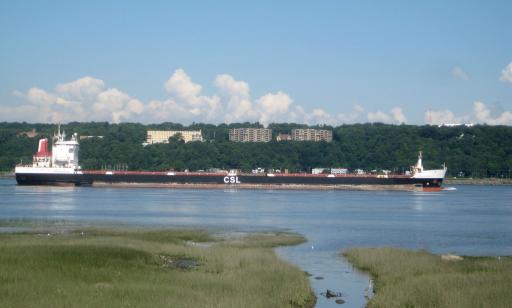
[81, 170, 411, 178]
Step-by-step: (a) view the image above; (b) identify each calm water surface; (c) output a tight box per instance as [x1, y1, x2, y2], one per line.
[1, 178, 511, 307]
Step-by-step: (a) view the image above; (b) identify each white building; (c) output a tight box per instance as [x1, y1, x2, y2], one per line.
[312, 168, 328, 174]
[146, 130, 203, 144]
[330, 168, 348, 175]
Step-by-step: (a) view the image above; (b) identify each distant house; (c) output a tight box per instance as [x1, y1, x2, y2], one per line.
[79, 135, 104, 140]
[276, 133, 292, 141]
[17, 129, 38, 138]
[438, 123, 474, 127]
[330, 168, 348, 175]
[312, 168, 328, 174]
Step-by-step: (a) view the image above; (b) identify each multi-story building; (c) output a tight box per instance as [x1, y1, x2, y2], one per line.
[291, 129, 333, 142]
[229, 128, 272, 142]
[146, 130, 203, 144]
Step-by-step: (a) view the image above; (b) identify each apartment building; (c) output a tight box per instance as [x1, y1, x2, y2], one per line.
[229, 128, 272, 142]
[291, 128, 333, 142]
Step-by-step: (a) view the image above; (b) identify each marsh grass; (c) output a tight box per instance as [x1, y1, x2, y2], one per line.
[0, 227, 314, 308]
[343, 247, 512, 308]
[221, 232, 306, 248]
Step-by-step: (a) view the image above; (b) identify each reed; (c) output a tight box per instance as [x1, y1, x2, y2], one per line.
[343, 247, 512, 308]
[0, 228, 314, 308]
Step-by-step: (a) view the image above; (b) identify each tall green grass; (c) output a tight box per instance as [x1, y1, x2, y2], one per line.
[343, 247, 512, 308]
[0, 228, 314, 308]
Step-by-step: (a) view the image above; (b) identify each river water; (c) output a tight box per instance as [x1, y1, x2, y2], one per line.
[1, 178, 511, 307]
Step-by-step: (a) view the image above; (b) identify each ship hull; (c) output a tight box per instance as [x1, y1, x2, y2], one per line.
[15, 171, 444, 191]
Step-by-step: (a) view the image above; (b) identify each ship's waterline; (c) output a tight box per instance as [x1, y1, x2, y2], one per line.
[90, 182, 427, 191]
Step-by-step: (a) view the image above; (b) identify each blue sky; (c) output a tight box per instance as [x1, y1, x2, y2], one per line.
[1, 0, 511, 125]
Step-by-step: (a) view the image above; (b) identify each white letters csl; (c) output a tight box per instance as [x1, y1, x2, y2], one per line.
[223, 176, 241, 184]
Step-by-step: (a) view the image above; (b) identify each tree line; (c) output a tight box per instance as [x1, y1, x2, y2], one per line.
[1, 122, 511, 178]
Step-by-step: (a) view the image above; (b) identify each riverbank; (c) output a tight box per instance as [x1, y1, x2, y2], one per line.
[0, 224, 315, 307]
[343, 247, 512, 307]
[444, 177, 512, 185]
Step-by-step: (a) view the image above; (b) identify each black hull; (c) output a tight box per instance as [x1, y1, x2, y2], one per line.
[15, 172, 443, 190]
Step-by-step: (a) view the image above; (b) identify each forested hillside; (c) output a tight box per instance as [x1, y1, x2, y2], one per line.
[1, 122, 511, 178]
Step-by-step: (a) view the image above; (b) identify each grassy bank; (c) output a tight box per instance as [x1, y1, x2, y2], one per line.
[343, 247, 512, 307]
[0, 227, 314, 307]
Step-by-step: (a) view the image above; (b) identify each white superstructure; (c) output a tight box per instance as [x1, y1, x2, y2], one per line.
[411, 151, 447, 179]
[51, 127, 79, 168]
[15, 126, 81, 175]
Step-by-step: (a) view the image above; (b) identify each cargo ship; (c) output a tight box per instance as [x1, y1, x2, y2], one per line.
[15, 128, 447, 191]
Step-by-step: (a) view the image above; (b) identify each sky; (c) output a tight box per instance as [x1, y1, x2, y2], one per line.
[1, 0, 511, 125]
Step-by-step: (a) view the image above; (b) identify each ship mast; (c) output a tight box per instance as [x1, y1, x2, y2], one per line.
[411, 151, 423, 175]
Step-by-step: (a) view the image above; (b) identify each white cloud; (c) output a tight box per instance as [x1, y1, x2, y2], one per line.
[1, 87, 83, 123]
[146, 98, 183, 122]
[27, 88, 56, 105]
[425, 101, 512, 126]
[12, 70, 512, 127]
[56, 76, 105, 100]
[8, 69, 374, 125]
[391, 107, 407, 124]
[12, 90, 25, 98]
[473, 101, 512, 125]
[309, 108, 332, 123]
[9, 68, 512, 127]
[367, 107, 406, 124]
[354, 104, 364, 114]
[367, 111, 392, 123]
[128, 99, 144, 114]
[165, 68, 202, 100]
[214, 74, 256, 123]
[451, 67, 469, 80]
[212, 73, 353, 125]
[7, 78, 142, 123]
[336, 104, 365, 123]
[154, 69, 222, 121]
[0, 104, 42, 122]
[295, 104, 365, 125]
[214, 74, 250, 97]
[94, 88, 130, 112]
[425, 109, 460, 125]
[500, 62, 512, 84]
[255, 91, 293, 125]
[93, 88, 144, 123]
